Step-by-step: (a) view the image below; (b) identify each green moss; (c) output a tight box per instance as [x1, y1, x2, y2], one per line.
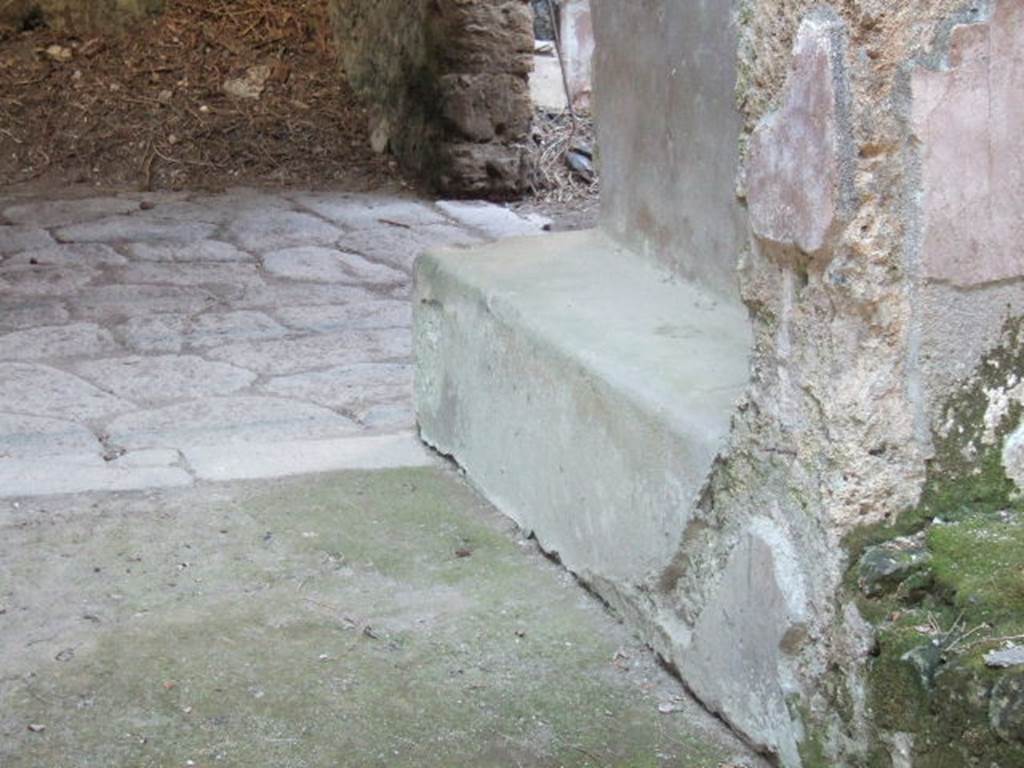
[841, 318, 1024, 766]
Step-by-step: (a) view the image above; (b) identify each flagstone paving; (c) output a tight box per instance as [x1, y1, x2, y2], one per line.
[0, 188, 549, 496]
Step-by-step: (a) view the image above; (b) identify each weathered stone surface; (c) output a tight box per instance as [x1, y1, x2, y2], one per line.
[207, 330, 410, 376]
[438, 73, 531, 142]
[3, 197, 141, 228]
[2, 243, 128, 268]
[436, 142, 534, 197]
[1005, 421, 1024, 493]
[294, 194, 448, 230]
[115, 314, 187, 353]
[0, 266, 99, 296]
[0, 363, 132, 419]
[237, 281, 384, 310]
[73, 355, 256, 404]
[912, 0, 1024, 287]
[0, 226, 56, 255]
[857, 535, 932, 597]
[746, 15, 847, 256]
[0, 299, 70, 330]
[264, 363, 412, 411]
[415, 230, 752, 586]
[182, 433, 431, 481]
[123, 240, 251, 263]
[112, 263, 264, 294]
[0, 453, 191, 496]
[986, 646, 1024, 670]
[338, 225, 481, 272]
[684, 519, 810, 767]
[188, 311, 290, 349]
[73, 284, 219, 321]
[56, 216, 216, 244]
[0, 413, 100, 459]
[225, 211, 341, 252]
[436, 200, 549, 239]
[275, 302, 411, 333]
[431, 0, 534, 75]
[359, 401, 416, 431]
[0, 323, 118, 361]
[107, 396, 359, 449]
[262, 246, 405, 285]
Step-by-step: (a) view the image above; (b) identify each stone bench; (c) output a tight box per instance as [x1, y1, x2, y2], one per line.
[414, 229, 751, 596]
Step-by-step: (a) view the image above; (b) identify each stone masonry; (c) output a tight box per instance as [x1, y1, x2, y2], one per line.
[416, 0, 1024, 765]
[329, 0, 535, 198]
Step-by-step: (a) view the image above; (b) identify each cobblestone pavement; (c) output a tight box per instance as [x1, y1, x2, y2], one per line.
[0, 188, 549, 496]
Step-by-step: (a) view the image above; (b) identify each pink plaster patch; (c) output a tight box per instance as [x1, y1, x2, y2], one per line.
[747, 17, 844, 256]
[912, 0, 1024, 287]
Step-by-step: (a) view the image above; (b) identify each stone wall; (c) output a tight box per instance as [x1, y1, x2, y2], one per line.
[586, 0, 1024, 765]
[329, 0, 535, 197]
[591, 0, 747, 299]
[0, 0, 160, 32]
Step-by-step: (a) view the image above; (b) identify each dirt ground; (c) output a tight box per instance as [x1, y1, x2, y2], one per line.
[0, 0, 598, 230]
[0, 466, 763, 768]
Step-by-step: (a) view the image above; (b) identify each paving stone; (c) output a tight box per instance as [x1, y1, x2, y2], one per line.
[237, 281, 383, 309]
[0, 323, 119, 361]
[224, 211, 342, 252]
[183, 432, 431, 481]
[0, 299, 70, 330]
[338, 224, 482, 272]
[0, 225, 56, 255]
[207, 330, 411, 376]
[0, 413, 101, 459]
[3, 197, 142, 228]
[264, 363, 413, 411]
[116, 314, 188, 353]
[275, 301, 411, 333]
[358, 402, 417, 432]
[73, 355, 257, 404]
[111, 263, 264, 301]
[123, 240, 252, 263]
[0, 266, 99, 296]
[73, 285, 220, 322]
[1, 243, 128, 268]
[262, 246, 405, 285]
[0, 453, 192, 497]
[295, 193, 448, 229]
[187, 310, 289, 349]
[55, 215, 217, 244]
[106, 396, 361, 449]
[0, 362, 133, 420]
[436, 200, 551, 238]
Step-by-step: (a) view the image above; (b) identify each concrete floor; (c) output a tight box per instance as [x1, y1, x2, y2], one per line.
[0, 467, 761, 768]
[0, 188, 546, 496]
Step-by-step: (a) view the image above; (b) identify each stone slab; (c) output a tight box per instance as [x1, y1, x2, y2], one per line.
[0, 299, 70, 330]
[224, 211, 342, 252]
[338, 225, 481, 272]
[262, 246, 406, 285]
[72, 355, 257, 404]
[55, 216, 217, 244]
[3, 197, 142, 228]
[183, 432, 433, 481]
[207, 330, 410, 376]
[0, 452, 192, 497]
[0, 226, 56, 255]
[1, 243, 128, 268]
[0, 266, 99, 296]
[274, 301, 411, 333]
[435, 200, 550, 239]
[295, 193, 448, 229]
[415, 229, 752, 585]
[264, 363, 412, 411]
[106, 396, 361, 450]
[0, 323, 119, 361]
[72, 284, 220, 322]
[123, 240, 252, 263]
[0, 413, 101, 459]
[0, 363, 134, 420]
